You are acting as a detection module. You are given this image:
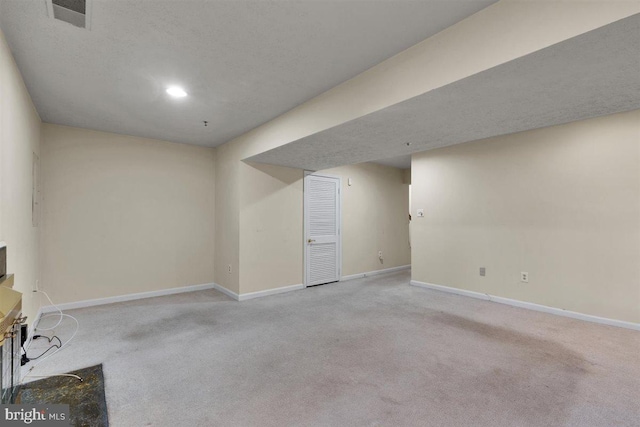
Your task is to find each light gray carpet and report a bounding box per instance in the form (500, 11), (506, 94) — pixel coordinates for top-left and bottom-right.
(25, 271), (640, 426)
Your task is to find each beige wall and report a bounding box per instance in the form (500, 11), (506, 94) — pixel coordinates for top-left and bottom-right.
(321, 163), (410, 276)
(233, 161), (411, 295)
(214, 141), (304, 297)
(212, 137), (304, 296)
(212, 1), (639, 297)
(40, 124), (216, 304)
(239, 163), (303, 294)
(402, 169), (411, 185)
(214, 141), (241, 294)
(4, 0), (638, 310)
(411, 110), (640, 323)
(0, 29), (42, 322)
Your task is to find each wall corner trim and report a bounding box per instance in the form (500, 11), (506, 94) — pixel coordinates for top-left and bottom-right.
(237, 283), (305, 301)
(409, 280), (640, 331)
(214, 283), (304, 301)
(341, 265), (410, 282)
(212, 284), (240, 301)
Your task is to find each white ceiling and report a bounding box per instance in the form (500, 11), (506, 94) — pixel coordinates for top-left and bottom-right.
(0, 0), (496, 147)
(249, 14), (640, 171)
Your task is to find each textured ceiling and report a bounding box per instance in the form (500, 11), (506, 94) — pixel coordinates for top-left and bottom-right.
(0, 0), (496, 147)
(249, 14), (640, 171)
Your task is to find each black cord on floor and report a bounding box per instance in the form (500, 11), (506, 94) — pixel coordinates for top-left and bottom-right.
(33, 334), (63, 347)
(21, 334), (64, 365)
(27, 344), (60, 360)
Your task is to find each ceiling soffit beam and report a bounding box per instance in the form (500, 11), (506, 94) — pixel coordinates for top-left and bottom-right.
(246, 14), (640, 171)
(237, 2), (640, 162)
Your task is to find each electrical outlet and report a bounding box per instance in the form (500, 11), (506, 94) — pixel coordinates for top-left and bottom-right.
(417, 209), (424, 218)
(378, 251), (383, 258)
(479, 267), (485, 277)
(520, 272), (529, 283)
(227, 265), (232, 274)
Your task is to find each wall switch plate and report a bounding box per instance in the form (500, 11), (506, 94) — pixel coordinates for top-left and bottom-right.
(479, 267), (485, 277)
(378, 251), (382, 258)
(417, 209), (424, 217)
(521, 272), (529, 283)
(228, 265), (232, 274)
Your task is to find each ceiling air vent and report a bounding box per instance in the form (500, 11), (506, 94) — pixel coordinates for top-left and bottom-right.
(47, 0), (91, 29)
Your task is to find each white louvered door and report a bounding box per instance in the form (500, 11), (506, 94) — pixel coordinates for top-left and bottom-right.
(304, 173), (341, 286)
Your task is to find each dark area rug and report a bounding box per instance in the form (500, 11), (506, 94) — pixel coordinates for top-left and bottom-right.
(17, 364), (109, 427)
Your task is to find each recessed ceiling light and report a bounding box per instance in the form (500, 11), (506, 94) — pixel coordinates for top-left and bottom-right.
(166, 86), (187, 98)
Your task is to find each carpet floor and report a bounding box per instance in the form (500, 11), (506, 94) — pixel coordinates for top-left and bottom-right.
(24, 271), (640, 426)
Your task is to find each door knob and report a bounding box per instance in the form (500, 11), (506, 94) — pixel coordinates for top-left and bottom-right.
(308, 239), (316, 243)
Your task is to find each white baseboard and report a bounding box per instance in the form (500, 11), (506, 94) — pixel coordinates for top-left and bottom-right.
(341, 265), (410, 282)
(410, 280), (640, 331)
(32, 279), (303, 327)
(213, 283), (304, 301)
(238, 283), (305, 301)
(39, 282), (218, 314)
(212, 284), (240, 300)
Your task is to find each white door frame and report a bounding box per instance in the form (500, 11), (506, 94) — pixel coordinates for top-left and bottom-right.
(303, 171), (342, 287)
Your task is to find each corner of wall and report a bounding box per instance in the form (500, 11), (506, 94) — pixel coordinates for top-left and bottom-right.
(214, 141), (241, 294)
(238, 161), (304, 295)
(0, 26), (43, 325)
